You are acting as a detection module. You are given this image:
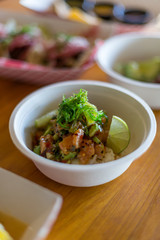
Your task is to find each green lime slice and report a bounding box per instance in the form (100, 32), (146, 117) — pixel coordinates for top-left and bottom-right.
(107, 115), (130, 154)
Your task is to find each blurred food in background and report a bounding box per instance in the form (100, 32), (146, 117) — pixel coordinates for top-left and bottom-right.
(0, 9), (105, 84)
(20, 0), (156, 25)
(0, 19), (97, 68)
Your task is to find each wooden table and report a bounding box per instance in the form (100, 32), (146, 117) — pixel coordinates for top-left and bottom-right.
(1, 1), (160, 240)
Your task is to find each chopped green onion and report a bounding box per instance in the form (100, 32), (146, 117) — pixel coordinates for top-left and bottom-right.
(89, 123), (99, 137)
(92, 136), (101, 144)
(62, 152), (77, 160)
(35, 109), (58, 128)
(33, 145), (41, 155)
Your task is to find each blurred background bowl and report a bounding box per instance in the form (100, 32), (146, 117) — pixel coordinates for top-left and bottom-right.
(9, 80), (156, 187)
(96, 33), (160, 109)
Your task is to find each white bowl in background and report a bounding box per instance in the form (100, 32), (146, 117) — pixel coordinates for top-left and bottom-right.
(0, 167), (62, 240)
(96, 33), (160, 109)
(9, 80), (156, 187)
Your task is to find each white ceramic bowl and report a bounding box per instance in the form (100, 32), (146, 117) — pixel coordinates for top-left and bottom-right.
(96, 33), (160, 109)
(9, 80), (156, 187)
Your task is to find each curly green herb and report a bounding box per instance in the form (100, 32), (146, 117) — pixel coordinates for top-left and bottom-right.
(57, 89), (107, 129)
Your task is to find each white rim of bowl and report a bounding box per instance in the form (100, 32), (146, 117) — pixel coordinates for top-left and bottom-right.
(96, 32), (160, 88)
(9, 80), (157, 171)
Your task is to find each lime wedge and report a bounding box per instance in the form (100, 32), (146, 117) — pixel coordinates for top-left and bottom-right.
(107, 115), (130, 154)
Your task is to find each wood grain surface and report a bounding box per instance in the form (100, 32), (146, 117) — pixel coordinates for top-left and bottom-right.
(0, 1), (160, 240)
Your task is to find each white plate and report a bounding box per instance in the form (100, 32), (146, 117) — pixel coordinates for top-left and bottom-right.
(0, 168), (63, 240)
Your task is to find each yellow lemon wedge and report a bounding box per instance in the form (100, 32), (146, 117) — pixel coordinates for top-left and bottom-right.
(0, 224), (13, 240)
(68, 8), (100, 24)
(53, 0), (99, 25)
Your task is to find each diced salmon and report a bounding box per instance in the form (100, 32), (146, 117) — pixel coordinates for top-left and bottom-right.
(78, 139), (95, 164)
(95, 143), (106, 159)
(73, 129), (84, 149)
(59, 129), (84, 154)
(40, 134), (53, 154)
(96, 129), (108, 144)
(59, 135), (74, 154)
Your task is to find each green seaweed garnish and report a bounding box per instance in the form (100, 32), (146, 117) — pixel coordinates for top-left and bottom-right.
(57, 89), (108, 129)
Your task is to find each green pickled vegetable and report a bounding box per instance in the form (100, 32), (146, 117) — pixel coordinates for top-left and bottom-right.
(62, 152), (77, 160)
(35, 109), (58, 128)
(92, 136), (101, 144)
(114, 56), (160, 83)
(89, 123), (99, 137)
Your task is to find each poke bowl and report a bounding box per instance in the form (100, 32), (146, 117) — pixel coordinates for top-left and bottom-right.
(9, 80), (156, 187)
(96, 33), (160, 109)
